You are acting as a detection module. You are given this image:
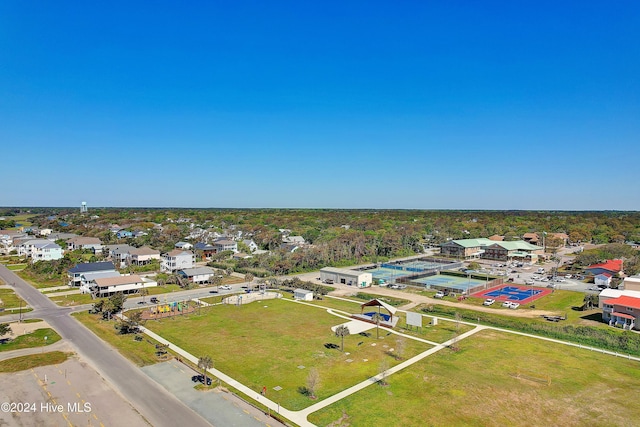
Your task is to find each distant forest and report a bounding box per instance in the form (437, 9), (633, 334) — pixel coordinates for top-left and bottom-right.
(4, 208), (640, 276)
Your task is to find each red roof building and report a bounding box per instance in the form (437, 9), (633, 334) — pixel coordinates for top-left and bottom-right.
(586, 259), (623, 275)
(602, 295), (640, 330)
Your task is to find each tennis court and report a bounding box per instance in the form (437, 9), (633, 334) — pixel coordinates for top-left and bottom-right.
(367, 267), (413, 284)
(473, 284), (551, 304)
(411, 274), (487, 294)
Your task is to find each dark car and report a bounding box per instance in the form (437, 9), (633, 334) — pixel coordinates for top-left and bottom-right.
(191, 375), (212, 385)
(150, 297), (159, 303)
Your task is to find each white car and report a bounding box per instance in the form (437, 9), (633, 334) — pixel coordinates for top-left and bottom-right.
(219, 285), (232, 291)
(502, 301), (512, 308)
(483, 298), (496, 306)
(434, 291), (445, 299)
(509, 302), (520, 309)
(565, 274), (572, 279)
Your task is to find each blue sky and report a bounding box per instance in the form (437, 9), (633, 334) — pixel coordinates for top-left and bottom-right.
(1, 1), (639, 209)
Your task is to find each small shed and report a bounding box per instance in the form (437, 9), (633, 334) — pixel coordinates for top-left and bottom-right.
(294, 288), (314, 301)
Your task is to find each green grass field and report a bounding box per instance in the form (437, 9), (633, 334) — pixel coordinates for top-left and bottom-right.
(0, 288), (27, 309)
(309, 329), (640, 427)
(145, 298), (432, 410)
(50, 293), (95, 306)
(0, 328), (62, 352)
(72, 311), (168, 366)
(6, 264), (27, 271)
(0, 351), (71, 372)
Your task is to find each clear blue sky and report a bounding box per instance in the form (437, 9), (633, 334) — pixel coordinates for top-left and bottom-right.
(1, 1), (639, 209)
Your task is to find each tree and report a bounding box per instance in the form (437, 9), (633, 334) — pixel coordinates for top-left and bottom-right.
(109, 292), (127, 313)
(371, 312), (383, 339)
(468, 261), (480, 271)
(0, 323), (11, 338)
(395, 337), (407, 360)
(379, 359), (390, 386)
(334, 325), (350, 352)
(198, 355), (213, 386)
(244, 272), (254, 283)
(306, 368), (320, 399)
(116, 311), (144, 334)
(139, 288), (149, 304)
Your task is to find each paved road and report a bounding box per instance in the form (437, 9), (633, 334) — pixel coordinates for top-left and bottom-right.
(0, 265), (212, 427)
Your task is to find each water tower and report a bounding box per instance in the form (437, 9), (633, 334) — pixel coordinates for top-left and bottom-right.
(80, 201), (88, 213)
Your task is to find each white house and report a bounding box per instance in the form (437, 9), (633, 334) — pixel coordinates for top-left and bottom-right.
(242, 239), (259, 253)
(90, 274), (157, 298)
(320, 267), (373, 288)
(161, 249), (195, 272)
(595, 273), (613, 288)
(213, 239), (238, 253)
(17, 239), (63, 262)
(79, 271), (121, 294)
(178, 267), (217, 284)
(294, 288), (314, 301)
(39, 228), (53, 236)
(174, 241), (193, 250)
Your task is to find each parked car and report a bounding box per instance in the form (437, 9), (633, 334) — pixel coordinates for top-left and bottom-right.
(150, 297), (159, 304)
(191, 375), (212, 386)
(483, 298), (496, 306)
(434, 291), (445, 299)
(502, 301), (512, 308)
(525, 280), (535, 285)
(565, 274), (573, 279)
(509, 302), (520, 309)
(219, 285), (232, 291)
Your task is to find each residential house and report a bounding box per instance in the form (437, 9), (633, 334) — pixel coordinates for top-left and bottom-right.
(595, 273), (613, 288)
(116, 230), (133, 239)
(161, 250), (195, 272)
(104, 244), (135, 265)
(78, 270), (121, 294)
(17, 239), (63, 262)
(39, 228), (53, 236)
(178, 267), (216, 284)
(174, 241), (193, 250)
(194, 242), (216, 259)
(68, 261), (117, 287)
(128, 247), (161, 266)
(233, 252), (252, 260)
(602, 295), (640, 330)
(280, 243), (300, 253)
(46, 232), (77, 242)
(283, 235), (306, 246)
(522, 233), (540, 245)
(213, 239), (237, 254)
(242, 239), (259, 253)
(598, 289), (640, 308)
(585, 260), (623, 277)
(488, 235), (505, 241)
(89, 274), (157, 298)
(66, 236), (103, 254)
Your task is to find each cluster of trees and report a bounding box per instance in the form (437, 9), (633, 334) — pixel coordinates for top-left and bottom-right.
(263, 277), (335, 296)
(575, 243), (640, 276)
(15, 208), (640, 277)
(90, 292), (127, 320)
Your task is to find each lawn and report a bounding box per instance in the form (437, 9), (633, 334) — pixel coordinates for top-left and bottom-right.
(16, 271), (62, 289)
(72, 311), (168, 366)
(6, 264), (27, 271)
(145, 298), (432, 410)
(0, 351), (71, 372)
(0, 328), (62, 352)
(50, 293), (95, 306)
(0, 288), (27, 309)
(309, 329), (640, 427)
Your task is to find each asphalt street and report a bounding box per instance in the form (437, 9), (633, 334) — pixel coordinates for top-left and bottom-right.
(0, 265), (212, 427)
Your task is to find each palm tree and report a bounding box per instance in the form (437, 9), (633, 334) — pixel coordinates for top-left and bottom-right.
(371, 312), (382, 339)
(198, 355), (213, 386)
(335, 325), (350, 352)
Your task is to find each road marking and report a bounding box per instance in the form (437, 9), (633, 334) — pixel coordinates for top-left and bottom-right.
(243, 409), (249, 414)
(66, 380), (71, 386)
(76, 392), (81, 398)
(62, 413), (73, 427)
(93, 414), (98, 420)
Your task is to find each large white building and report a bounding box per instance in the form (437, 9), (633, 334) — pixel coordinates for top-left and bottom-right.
(89, 274), (157, 298)
(320, 267), (372, 288)
(161, 249), (195, 272)
(17, 239), (63, 262)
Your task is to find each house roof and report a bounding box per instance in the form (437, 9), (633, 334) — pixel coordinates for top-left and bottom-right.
(441, 238), (494, 248)
(194, 242), (215, 250)
(586, 259), (623, 273)
(129, 247), (160, 256)
(67, 237), (101, 245)
(611, 312), (635, 320)
(93, 274), (143, 287)
(214, 239), (236, 246)
(599, 289), (640, 300)
(69, 261), (116, 274)
(166, 249), (193, 257)
(492, 241), (543, 251)
(596, 272), (612, 278)
(488, 235), (505, 241)
(179, 267), (215, 276)
(523, 232), (539, 239)
(81, 271), (121, 281)
(294, 288), (313, 295)
(603, 295), (640, 310)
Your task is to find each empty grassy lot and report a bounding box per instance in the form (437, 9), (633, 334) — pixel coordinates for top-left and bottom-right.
(0, 288), (26, 309)
(0, 352), (71, 372)
(145, 298), (432, 410)
(72, 311), (167, 366)
(309, 329), (640, 427)
(0, 328), (62, 352)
